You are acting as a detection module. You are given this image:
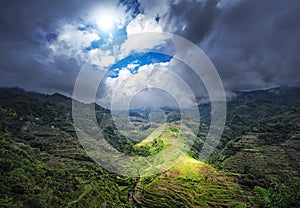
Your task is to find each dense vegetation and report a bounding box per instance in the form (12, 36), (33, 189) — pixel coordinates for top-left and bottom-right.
(207, 87), (300, 207)
(0, 87), (299, 207)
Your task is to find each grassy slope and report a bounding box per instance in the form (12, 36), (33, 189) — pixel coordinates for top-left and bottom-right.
(133, 155), (250, 208)
(132, 124), (251, 208)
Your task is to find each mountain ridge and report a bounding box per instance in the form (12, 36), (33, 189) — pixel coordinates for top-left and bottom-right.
(0, 86), (299, 207)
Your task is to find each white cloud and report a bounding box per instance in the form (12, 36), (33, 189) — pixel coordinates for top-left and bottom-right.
(58, 24), (100, 48)
(127, 63), (140, 69)
(119, 14), (170, 59)
(48, 23), (100, 64)
(98, 61), (196, 109)
(89, 49), (116, 68)
(126, 14), (163, 35)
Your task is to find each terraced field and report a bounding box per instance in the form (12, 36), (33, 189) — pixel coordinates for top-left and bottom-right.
(133, 155), (250, 207)
(1, 87), (300, 207)
(130, 124), (251, 207)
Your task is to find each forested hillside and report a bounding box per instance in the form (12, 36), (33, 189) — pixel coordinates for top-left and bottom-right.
(0, 87), (299, 207)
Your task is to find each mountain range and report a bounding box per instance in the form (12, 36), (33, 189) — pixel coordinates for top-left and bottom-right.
(0, 86), (299, 207)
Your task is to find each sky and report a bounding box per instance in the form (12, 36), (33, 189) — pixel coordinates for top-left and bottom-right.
(0, 0), (299, 107)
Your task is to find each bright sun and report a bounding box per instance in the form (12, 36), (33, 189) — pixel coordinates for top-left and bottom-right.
(98, 14), (114, 32)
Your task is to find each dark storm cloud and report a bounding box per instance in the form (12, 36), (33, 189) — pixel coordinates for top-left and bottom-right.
(0, 0), (110, 47)
(0, 0), (116, 94)
(167, 0), (220, 44)
(0, 0), (299, 96)
(163, 0), (300, 91)
(203, 0), (300, 90)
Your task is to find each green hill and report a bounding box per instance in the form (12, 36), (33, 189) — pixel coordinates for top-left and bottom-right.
(0, 87), (299, 207)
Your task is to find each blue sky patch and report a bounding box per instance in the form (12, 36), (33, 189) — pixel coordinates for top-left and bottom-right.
(85, 39), (106, 51)
(108, 52), (172, 78)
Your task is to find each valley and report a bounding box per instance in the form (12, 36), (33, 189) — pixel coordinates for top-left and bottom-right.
(0, 87), (299, 207)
